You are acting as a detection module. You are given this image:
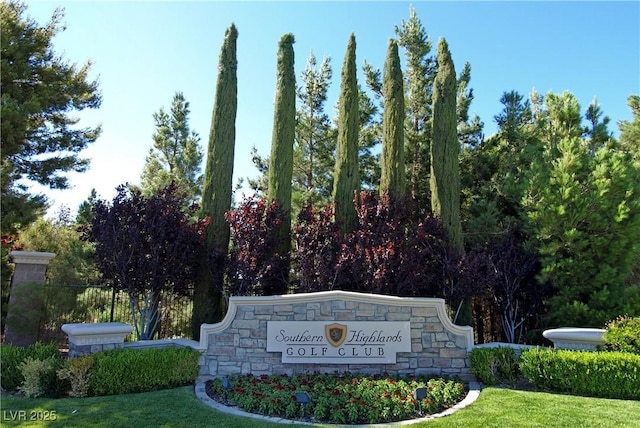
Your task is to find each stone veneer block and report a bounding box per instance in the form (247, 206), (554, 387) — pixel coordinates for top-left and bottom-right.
(198, 291), (474, 381)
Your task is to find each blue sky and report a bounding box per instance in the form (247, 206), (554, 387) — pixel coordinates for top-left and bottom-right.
(23, 1), (640, 217)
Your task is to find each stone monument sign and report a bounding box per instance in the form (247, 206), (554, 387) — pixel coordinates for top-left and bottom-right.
(198, 290), (474, 381)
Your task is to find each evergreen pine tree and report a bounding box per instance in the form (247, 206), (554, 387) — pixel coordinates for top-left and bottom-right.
(140, 92), (203, 205)
(618, 94), (640, 293)
(583, 98), (612, 153)
(333, 33), (360, 233)
(266, 33), (296, 294)
(395, 5), (434, 212)
(619, 95), (640, 161)
(1, 2), (101, 235)
(456, 62), (484, 149)
(293, 52), (334, 211)
(193, 23), (238, 338)
(430, 38), (463, 252)
(380, 39), (405, 199)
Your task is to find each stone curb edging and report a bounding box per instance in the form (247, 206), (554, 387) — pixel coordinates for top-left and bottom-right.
(194, 376), (482, 427)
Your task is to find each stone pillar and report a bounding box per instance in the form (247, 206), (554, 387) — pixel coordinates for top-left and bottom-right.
(4, 251), (55, 346)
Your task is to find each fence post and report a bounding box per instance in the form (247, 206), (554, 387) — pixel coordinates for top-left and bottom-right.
(110, 287), (116, 322)
(4, 251), (55, 346)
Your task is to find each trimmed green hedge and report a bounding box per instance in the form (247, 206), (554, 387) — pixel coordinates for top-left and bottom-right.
(88, 346), (201, 396)
(0, 342), (60, 391)
(470, 347), (520, 386)
(519, 348), (640, 400)
(1, 343), (200, 397)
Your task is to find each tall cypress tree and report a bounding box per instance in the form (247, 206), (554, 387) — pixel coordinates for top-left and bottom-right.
(266, 33), (296, 294)
(193, 23), (238, 339)
(333, 33), (360, 233)
(380, 39), (406, 199)
(430, 38), (462, 252)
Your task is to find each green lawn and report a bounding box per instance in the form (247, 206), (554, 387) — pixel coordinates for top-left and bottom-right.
(2, 386), (639, 427)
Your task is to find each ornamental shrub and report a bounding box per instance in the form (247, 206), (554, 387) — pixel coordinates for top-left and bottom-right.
(603, 315), (640, 354)
(88, 346), (200, 396)
(519, 348), (640, 400)
(57, 355), (94, 397)
(470, 347), (520, 386)
(0, 342), (59, 391)
(18, 356), (67, 398)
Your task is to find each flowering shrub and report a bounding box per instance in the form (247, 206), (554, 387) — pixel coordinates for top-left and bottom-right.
(206, 372), (466, 424)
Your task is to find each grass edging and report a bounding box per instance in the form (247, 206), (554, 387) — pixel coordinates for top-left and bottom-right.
(194, 376), (483, 426)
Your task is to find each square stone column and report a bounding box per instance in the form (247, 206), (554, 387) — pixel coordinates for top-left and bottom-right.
(4, 251), (55, 347)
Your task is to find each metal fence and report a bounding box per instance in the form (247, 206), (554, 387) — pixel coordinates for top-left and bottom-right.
(39, 283), (194, 346)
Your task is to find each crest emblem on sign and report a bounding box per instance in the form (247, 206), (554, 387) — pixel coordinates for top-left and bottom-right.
(325, 323), (347, 347)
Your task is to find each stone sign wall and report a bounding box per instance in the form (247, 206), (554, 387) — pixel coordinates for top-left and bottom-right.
(198, 291), (474, 381)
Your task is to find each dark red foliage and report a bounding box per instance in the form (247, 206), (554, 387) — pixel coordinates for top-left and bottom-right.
(84, 183), (206, 298)
(226, 191), (512, 310)
(347, 192), (459, 297)
(224, 196), (289, 296)
(293, 191), (461, 298)
(294, 203), (344, 292)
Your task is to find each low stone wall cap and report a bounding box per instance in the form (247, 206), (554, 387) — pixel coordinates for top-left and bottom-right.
(62, 322), (134, 336)
(543, 327), (605, 343)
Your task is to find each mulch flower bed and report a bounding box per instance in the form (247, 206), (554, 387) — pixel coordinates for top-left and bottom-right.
(206, 372), (467, 424)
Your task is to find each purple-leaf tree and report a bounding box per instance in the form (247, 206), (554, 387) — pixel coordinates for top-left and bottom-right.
(225, 196), (289, 296)
(84, 183), (206, 340)
(294, 203), (344, 292)
(294, 191), (463, 301)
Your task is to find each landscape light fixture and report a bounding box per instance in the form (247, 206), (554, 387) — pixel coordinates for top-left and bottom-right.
(413, 387), (427, 400)
(221, 377), (232, 391)
(295, 391), (311, 404)
(295, 391), (311, 419)
(414, 387), (428, 415)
